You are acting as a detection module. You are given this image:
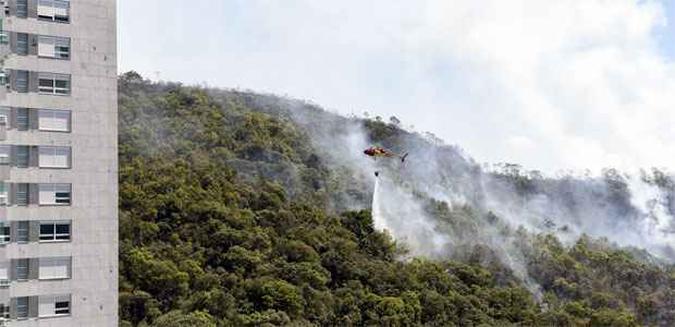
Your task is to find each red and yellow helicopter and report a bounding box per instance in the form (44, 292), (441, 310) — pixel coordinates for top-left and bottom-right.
(363, 146), (408, 176)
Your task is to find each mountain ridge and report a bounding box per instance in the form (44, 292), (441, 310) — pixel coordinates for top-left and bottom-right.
(118, 72), (674, 327)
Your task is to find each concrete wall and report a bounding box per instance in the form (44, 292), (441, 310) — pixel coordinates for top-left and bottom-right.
(0, 1), (118, 326)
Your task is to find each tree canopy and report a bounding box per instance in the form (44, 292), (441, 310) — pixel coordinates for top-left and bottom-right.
(118, 72), (674, 326)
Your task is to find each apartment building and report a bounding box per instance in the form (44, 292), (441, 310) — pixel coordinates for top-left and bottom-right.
(0, 0), (117, 326)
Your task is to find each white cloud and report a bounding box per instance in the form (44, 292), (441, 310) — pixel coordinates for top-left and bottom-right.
(120, 0), (675, 173)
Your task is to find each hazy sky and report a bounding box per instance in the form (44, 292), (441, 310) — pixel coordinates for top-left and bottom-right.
(119, 0), (675, 173)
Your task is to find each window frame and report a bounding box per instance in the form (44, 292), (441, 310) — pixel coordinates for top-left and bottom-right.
(38, 109), (71, 132)
(38, 146), (71, 169)
(39, 295), (70, 318)
(39, 183), (71, 206)
(38, 257), (71, 280)
(38, 35), (71, 60)
(38, 73), (70, 95)
(37, 0), (70, 23)
(39, 221), (70, 242)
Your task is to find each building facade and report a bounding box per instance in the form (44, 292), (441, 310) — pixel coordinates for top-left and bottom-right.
(0, 0), (117, 325)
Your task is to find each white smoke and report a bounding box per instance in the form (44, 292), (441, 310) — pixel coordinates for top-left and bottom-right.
(478, 168), (675, 262)
(266, 91), (674, 296)
(626, 174), (675, 259)
(372, 175), (451, 258)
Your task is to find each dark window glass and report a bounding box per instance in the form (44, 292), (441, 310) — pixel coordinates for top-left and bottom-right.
(55, 301), (69, 314)
(40, 223), (70, 241)
(40, 224), (54, 235)
(56, 224), (70, 240)
(55, 224), (69, 234)
(55, 192), (70, 204)
(56, 46), (69, 59)
(0, 303), (8, 318)
(54, 80), (68, 88)
(39, 79), (54, 88)
(0, 226), (9, 243)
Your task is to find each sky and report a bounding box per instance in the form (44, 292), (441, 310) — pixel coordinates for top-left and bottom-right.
(118, 0), (675, 174)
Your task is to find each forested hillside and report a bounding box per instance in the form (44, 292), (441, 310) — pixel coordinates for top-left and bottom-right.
(118, 72), (674, 327)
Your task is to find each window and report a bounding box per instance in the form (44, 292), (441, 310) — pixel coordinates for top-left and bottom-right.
(15, 259), (28, 280)
(0, 224), (9, 244)
(15, 70), (28, 93)
(0, 263), (7, 280)
(39, 257), (70, 280)
(16, 297), (28, 319)
(40, 222), (70, 242)
(0, 264), (8, 288)
(0, 20), (7, 44)
(15, 145), (29, 168)
(16, 0), (28, 18)
(0, 70), (7, 86)
(0, 146), (9, 165)
(38, 73), (70, 95)
(16, 33), (28, 55)
(15, 183), (29, 206)
(39, 183), (71, 205)
(38, 36), (70, 59)
(0, 107), (9, 126)
(16, 108), (29, 131)
(55, 299), (70, 315)
(39, 295), (70, 317)
(0, 303), (8, 318)
(0, 18), (7, 44)
(38, 0), (70, 23)
(0, 183), (7, 206)
(38, 109), (70, 132)
(16, 221), (28, 243)
(39, 146), (70, 168)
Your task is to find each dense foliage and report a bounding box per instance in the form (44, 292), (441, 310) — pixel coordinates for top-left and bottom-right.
(118, 72), (674, 326)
